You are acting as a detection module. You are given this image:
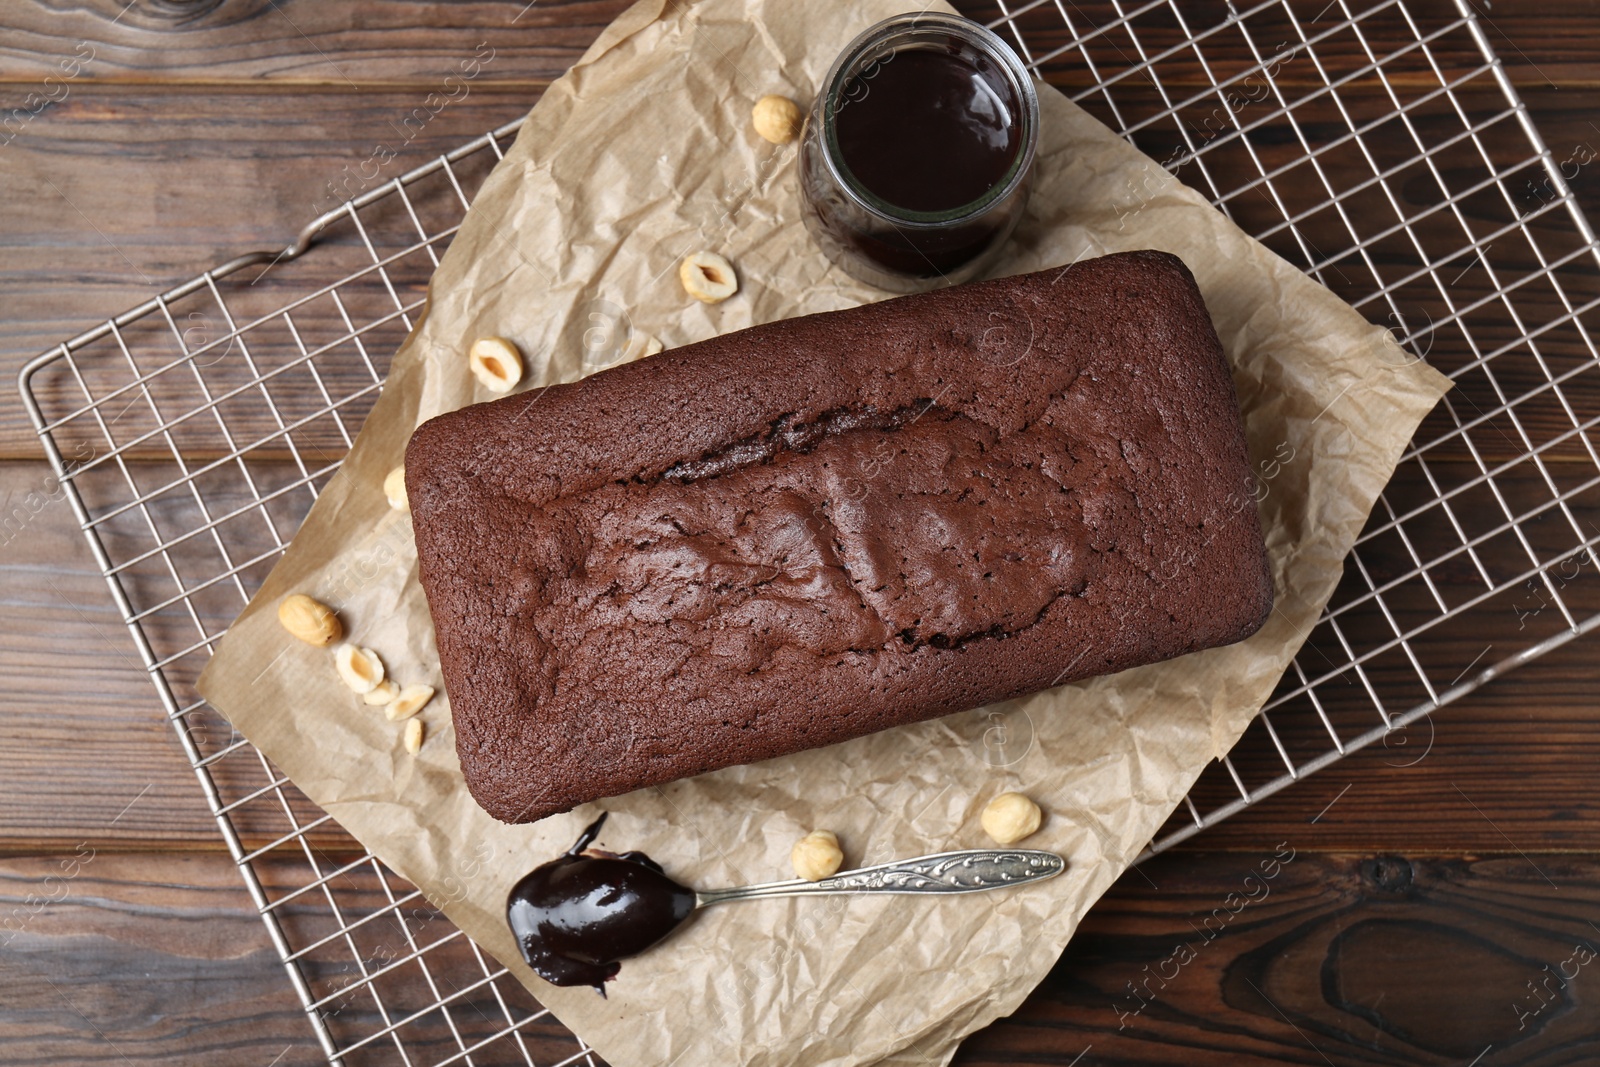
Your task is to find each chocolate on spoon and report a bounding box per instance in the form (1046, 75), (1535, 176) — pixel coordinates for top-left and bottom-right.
(506, 813), (1065, 993)
(505, 813), (696, 992)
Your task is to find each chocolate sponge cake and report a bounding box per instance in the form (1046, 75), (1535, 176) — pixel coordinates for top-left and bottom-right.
(406, 250), (1273, 824)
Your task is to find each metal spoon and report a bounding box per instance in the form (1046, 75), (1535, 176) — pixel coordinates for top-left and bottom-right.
(693, 848), (1065, 908)
(508, 826), (1067, 990)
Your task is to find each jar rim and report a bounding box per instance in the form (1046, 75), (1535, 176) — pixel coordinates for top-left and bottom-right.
(816, 13), (1041, 228)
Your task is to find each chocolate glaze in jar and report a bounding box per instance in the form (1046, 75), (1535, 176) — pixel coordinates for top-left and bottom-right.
(799, 14), (1039, 292)
(835, 49), (1021, 214)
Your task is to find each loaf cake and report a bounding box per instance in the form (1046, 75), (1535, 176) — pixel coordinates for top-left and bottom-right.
(406, 250), (1273, 824)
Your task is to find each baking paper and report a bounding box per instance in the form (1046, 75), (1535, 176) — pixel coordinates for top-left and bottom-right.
(197, 0), (1451, 1063)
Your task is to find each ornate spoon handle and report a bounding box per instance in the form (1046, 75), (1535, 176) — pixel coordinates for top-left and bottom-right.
(694, 849), (1064, 908)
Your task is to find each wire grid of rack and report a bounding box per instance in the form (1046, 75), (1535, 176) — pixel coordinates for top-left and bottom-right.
(15, 0), (1600, 1062)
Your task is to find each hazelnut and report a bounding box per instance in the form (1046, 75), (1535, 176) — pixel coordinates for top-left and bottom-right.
(277, 593), (342, 646)
(363, 679), (400, 707)
(383, 464), (409, 511)
(333, 644), (385, 695)
(981, 792), (1042, 845)
(679, 251), (739, 304)
(385, 683), (436, 723)
(469, 336), (524, 393)
(752, 94), (803, 145)
(403, 718), (425, 755)
(791, 829), (843, 881)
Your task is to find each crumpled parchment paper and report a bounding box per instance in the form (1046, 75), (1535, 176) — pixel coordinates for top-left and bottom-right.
(196, 0), (1452, 1063)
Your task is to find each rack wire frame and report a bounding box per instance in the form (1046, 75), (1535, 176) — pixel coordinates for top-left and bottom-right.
(15, 0), (1600, 1062)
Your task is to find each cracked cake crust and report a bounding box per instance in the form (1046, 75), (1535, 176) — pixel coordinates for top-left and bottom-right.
(406, 250), (1273, 824)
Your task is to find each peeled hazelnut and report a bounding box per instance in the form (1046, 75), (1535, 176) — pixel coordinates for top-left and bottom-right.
(679, 251), (739, 304)
(278, 594), (341, 647)
(403, 718), (425, 755)
(791, 829), (844, 882)
(333, 644), (385, 695)
(752, 94), (803, 145)
(469, 336), (524, 393)
(363, 679), (400, 707)
(385, 683), (436, 722)
(383, 465), (409, 511)
(981, 792), (1043, 845)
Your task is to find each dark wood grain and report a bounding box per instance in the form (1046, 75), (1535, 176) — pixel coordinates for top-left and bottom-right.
(0, 0), (628, 86)
(0, 0), (1592, 88)
(0, 852), (326, 1067)
(0, 851), (596, 1067)
(964, 0), (1600, 92)
(9, 848), (1600, 1066)
(0, 460), (369, 852)
(0, 84), (533, 459)
(956, 850), (1600, 1066)
(2, 1), (1599, 1065)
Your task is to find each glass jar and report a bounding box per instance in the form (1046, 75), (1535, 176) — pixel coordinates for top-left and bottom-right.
(798, 13), (1040, 293)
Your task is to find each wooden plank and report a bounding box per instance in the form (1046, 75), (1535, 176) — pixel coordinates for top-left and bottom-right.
(0, 460), (356, 851)
(1161, 622), (1600, 853)
(4, 84), (1598, 462)
(1159, 446), (1600, 851)
(0, 850), (591, 1067)
(0, 459), (228, 849)
(968, 0), (1600, 91)
(0, 851), (325, 1066)
(0, 5), (1595, 1066)
(5, 847), (1600, 1066)
(955, 850), (1600, 1065)
(0, 0), (1590, 89)
(2, 85), (533, 459)
(0, 0), (623, 86)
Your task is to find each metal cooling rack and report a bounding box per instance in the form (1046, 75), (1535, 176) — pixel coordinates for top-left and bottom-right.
(16, 0), (1600, 1062)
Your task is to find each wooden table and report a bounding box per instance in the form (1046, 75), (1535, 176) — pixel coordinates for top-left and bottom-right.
(2, 1), (1598, 1063)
